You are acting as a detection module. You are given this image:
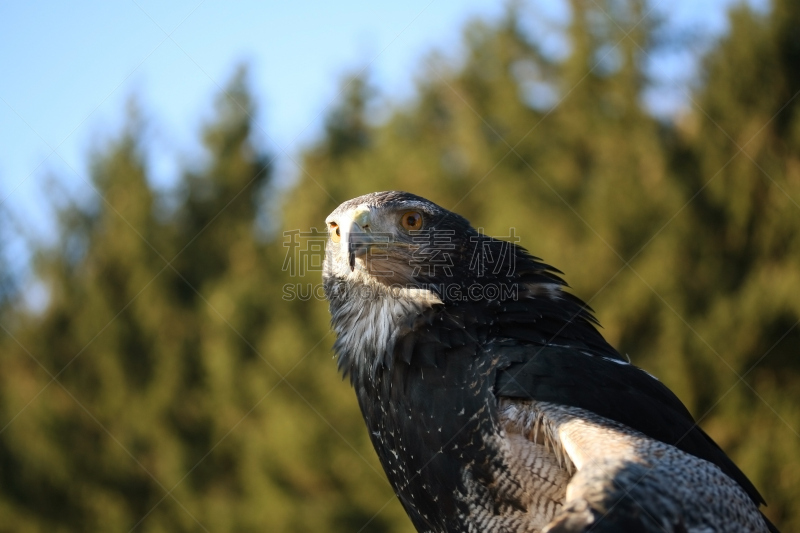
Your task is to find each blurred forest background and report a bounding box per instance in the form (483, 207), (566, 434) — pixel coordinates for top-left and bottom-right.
(1, 0), (799, 531)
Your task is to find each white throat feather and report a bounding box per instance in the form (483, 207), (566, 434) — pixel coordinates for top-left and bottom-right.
(325, 276), (443, 380)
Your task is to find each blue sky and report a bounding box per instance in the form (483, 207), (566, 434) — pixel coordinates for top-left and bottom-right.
(0, 0), (764, 252)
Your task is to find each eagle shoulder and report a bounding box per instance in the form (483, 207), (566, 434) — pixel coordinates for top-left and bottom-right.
(493, 344), (765, 506)
(499, 399), (771, 533)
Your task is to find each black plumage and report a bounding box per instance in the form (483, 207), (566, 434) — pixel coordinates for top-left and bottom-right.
(322, 191), (776, 533)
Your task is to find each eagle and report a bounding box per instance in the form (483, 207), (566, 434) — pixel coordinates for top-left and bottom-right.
(322, 191), (777, 533)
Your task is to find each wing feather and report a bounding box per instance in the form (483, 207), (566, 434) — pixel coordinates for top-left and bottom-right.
(493, 345), (765, 507)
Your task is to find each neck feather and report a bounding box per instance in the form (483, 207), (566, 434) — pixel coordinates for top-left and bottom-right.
(325, 277), (442, 381)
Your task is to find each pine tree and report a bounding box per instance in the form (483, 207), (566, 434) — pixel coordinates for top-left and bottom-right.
(661, 1), (800, 526)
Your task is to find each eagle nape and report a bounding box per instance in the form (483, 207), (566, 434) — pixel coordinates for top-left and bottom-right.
(322, 191), (777, 533)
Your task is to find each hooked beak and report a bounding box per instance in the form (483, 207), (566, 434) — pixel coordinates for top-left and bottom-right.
(346, 207), (373, 272)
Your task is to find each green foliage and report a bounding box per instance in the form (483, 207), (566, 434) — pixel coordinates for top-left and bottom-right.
(0, 1), (798, 531)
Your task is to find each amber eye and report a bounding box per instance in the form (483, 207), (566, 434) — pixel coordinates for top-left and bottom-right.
(400, 211), (423, 231)
(329, 222), (341, 243)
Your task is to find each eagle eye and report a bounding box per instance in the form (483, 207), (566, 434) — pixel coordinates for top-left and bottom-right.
(400, 211), (423, 231)
(329, 222), (341, 243)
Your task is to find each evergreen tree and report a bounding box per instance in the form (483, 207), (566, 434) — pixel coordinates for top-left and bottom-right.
(662, 1), (800, 527)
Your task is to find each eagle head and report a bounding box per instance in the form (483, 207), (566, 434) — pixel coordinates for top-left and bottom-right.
(322, 191), (473, 288)
(321, 191), (585, 379)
